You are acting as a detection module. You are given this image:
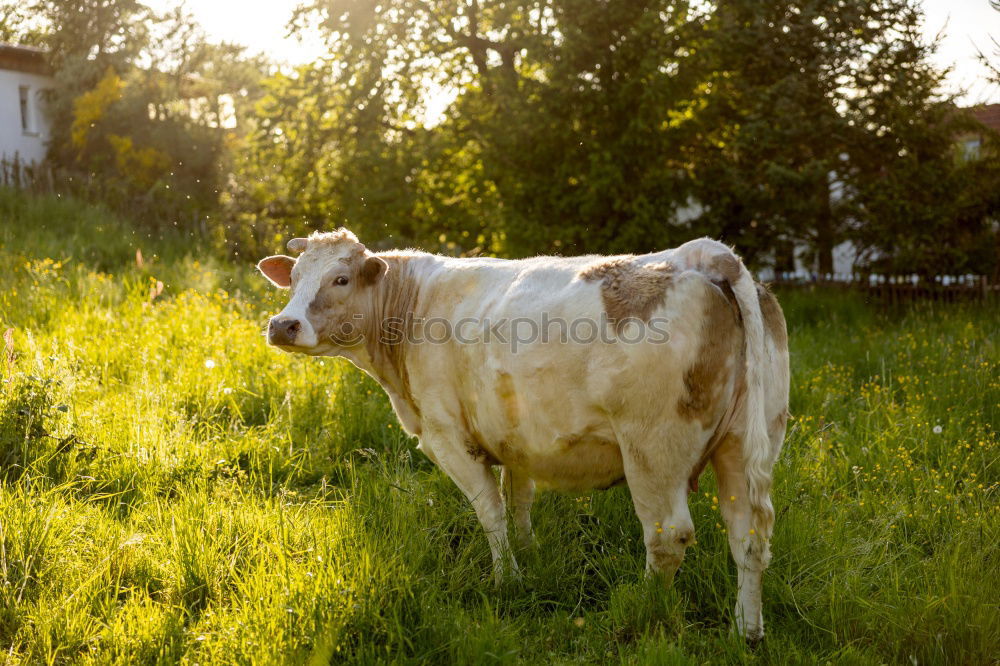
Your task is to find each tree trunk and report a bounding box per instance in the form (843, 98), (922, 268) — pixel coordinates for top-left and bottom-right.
(816, 178), (834, 275)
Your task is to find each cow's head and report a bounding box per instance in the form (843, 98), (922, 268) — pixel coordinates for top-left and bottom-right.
(257, 229), (388, 354)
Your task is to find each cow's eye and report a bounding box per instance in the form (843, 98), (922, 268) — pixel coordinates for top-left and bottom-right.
(334, 275), (349, 286)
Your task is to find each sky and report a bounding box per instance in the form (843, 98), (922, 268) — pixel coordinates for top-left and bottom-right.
(145, 0), (1000, 106)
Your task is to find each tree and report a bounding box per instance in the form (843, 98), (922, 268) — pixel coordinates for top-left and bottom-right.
(0, 3), (47, 44)
(839, 1), (999, 276)
(282, 0), (714, 256)
(223, 57), (505, 254)
(281, 0), (990, 271)
(8, 0), (993, 271)
(15, 0), (269, 238)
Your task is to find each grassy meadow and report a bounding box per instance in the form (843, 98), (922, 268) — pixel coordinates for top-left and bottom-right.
(0, 190), (997, 664)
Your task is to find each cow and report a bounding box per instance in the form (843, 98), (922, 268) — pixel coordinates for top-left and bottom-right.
(257, 230), (789, 640)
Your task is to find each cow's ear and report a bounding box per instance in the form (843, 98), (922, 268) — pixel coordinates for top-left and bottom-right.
(257, 255), (295, 288)
(359, 256), (388, 286)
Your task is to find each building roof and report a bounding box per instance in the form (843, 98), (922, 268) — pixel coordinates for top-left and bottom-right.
(969, 103), (1000, 133)
(0, 42), (51, 76)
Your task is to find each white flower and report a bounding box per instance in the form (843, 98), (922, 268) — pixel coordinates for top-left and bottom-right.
(932, 425), (943, 434)
(204, 359), (216, 369)
(222, 387), (232, 395)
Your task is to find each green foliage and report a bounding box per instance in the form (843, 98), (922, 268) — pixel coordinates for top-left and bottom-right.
(5, 0), (998, 269)
(1, 191), (997, 663)
(273, 0), (712, 257)
(239, 0), (997, 270)
(222, 58), (505, 256)
(0, 3), (47, 44)
(15, 0), (269, 242)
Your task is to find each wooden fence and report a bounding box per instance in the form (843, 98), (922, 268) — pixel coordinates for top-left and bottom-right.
(0, 153), (54, 194)
(769, 272), (997, 303)
(0, 154), (209, 236)
(1, 154), (118, 201)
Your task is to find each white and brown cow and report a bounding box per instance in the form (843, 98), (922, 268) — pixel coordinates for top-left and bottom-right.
(257, 230), (789, 640)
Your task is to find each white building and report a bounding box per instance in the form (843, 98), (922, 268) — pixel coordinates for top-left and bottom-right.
(0, 43), (53, 164)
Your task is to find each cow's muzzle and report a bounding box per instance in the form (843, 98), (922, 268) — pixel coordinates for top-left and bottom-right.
(268, 317), (302, 346)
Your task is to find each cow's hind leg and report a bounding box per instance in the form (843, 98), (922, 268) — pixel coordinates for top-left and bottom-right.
(711, 433), (772, 641)
(500, 466), (535, 549)
(619, 428), (699, 583)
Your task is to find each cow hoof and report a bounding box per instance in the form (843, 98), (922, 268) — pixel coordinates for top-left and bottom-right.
(492, 561), (522, 587)
(733, 621), (764, 645)
(516, 534), (538, 551)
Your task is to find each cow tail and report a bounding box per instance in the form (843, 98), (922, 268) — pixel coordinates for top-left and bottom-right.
(729, 258), (774, 537)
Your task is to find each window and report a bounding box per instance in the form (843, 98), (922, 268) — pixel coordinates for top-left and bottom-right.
(19, 85), (31, 132)
(963, 138), (981, 161)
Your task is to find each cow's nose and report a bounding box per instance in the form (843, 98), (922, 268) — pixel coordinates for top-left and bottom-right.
(269, 317), (302, 346)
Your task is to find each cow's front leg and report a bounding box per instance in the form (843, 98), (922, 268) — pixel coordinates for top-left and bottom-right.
(500, 466), (535, 549)
(421, 427), (518, 583)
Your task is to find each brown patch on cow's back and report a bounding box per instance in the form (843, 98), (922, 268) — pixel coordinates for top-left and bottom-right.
(676, 282), (742, 428)
(757, 283), (787, 350)
(580, 258), (674, 330)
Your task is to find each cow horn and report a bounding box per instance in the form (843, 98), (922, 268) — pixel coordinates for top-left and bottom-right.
(287, 238), (308, 253)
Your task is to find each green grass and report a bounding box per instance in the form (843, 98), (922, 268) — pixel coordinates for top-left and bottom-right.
(1, 189), (997, 664)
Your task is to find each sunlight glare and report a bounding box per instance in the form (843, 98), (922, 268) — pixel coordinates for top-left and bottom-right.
(143, 0), (327, 65)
